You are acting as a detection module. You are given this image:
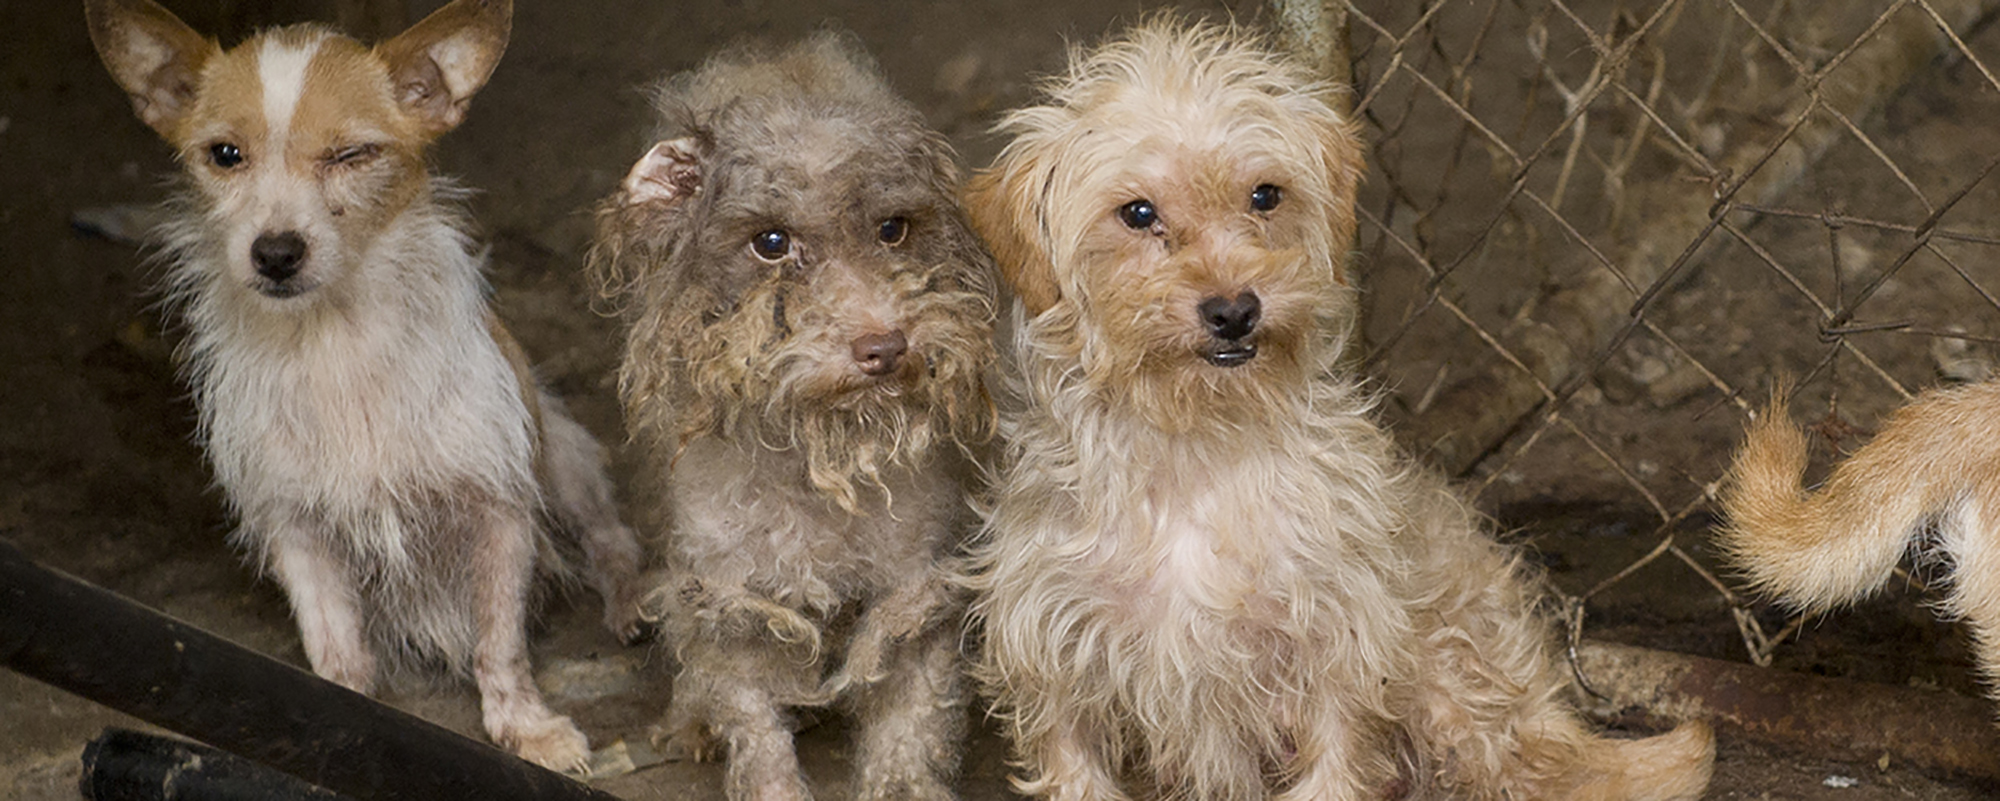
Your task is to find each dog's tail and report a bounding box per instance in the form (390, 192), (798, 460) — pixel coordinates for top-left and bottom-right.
(1561, 720), (1715, 801)
(1718, 380), (2000, 612)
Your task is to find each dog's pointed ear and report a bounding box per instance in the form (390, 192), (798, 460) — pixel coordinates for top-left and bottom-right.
(620, 138), (704, 208)
(376, 0), (512, 136)
(965, 161), (1061, 317)
(85, 0), (218, 139)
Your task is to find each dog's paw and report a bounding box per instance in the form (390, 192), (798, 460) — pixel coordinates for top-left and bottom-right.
(498, 714), (592, 775)
(857, 768), (955, 801)
(818, 638), (893, 699)
(737, 770), (815, 801)
(729, 595), (822, 657)
(652, 720), (722, 763)
(606, 602), (656, 646)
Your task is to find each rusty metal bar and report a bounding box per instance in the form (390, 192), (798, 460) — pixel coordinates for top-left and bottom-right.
(0, 538), (618, 801)
(1577, 640), (2000, 782)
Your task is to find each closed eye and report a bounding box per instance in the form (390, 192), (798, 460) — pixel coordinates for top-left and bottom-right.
(324, 143), (382, 168)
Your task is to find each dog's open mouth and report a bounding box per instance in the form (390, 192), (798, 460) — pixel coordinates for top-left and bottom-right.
(1202, 342), (1258, 367)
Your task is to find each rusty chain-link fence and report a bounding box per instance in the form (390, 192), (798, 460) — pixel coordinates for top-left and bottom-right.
(1328, 0), (2000, 673)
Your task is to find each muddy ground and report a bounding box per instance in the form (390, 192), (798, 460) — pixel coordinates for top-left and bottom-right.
(5, 0), (2000, 799)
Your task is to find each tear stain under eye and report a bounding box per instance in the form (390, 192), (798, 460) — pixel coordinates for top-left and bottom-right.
(770, 287), (792, 343)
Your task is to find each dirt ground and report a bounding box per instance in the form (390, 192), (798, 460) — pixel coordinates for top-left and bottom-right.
(6, 0), (2000, 799)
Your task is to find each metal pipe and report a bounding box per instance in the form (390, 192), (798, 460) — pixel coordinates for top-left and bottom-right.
(0, 538), (619, 801)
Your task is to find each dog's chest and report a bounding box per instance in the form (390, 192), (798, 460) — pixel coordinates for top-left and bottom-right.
(673, 440), (958, 609)
(201, 313), (531, 506)
(1113, 473), (1302, 621)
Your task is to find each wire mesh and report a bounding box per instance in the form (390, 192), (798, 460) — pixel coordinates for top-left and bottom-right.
(1343, 0), (2000, 669)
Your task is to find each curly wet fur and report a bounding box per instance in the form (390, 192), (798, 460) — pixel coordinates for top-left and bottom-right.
(963, 18), (1714, 801)
(590, 34), (996, 801)
(86, 0), (646, 772)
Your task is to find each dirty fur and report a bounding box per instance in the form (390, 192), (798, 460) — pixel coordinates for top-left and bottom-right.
(962, 18), (1715, 801)
(590, 34), (996, 801)
(84, 0), (646, 772)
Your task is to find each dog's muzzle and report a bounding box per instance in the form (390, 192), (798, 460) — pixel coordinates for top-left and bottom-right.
(1198, 292), (1260, 367)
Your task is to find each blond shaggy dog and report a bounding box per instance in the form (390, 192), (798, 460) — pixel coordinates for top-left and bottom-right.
(590, 35), (997, 801)
(1722, 378), (2000, 703)
(963, 19), (1715, 801)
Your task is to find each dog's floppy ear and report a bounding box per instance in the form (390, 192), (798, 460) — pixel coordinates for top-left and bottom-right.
(620, 138), (704, 208)
(965, 159), (1061, 317)
(376, 0), (512, 136)
(1312, 110), (1367, 286)
(84, 0), (217, 139)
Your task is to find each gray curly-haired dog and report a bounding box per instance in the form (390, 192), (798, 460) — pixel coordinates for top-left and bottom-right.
(590, 35), (997, 801)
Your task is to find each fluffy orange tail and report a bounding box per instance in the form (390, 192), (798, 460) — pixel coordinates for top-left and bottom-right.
(1718, 381), (2000, 611)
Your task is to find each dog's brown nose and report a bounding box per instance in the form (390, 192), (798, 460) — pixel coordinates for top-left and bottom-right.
(1198, 292), (1261, 341)
(252, 231), (307, 282)
(851, 329), (909, 377)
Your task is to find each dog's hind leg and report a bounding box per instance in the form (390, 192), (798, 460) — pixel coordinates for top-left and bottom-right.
(1940, 485), (2000, 700)
(471, 505), (591, 773)
(1406, 553), (1713, 800)
(538, 392), (649, 643)
(848, 625), (966, 801)
(266, 520), (377, 693)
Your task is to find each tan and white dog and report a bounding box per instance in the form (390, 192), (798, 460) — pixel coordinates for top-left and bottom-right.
(1722, 378), (2000, 704)
(964, 19), (1715, 801)
(85, 0), (645, 771)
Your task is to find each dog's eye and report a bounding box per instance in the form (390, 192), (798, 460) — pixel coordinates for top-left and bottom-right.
(751, 230), (793, 262)
(1250, 184), (1283, 212)
(878, 217), (909, 246)
(1118, 199), (1158, 230)
(326, 144), (381, 168)
(209, 142), (244, 169)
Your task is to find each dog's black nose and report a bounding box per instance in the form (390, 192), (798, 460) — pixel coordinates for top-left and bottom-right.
(1198, 292), (1261, 341)
(851, 329), (909, 377)
(252, 231), (307, 283)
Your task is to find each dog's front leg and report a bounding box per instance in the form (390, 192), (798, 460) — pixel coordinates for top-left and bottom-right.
(848, 624), (966, 801)
(1273, 700), (1378, 801)
(267, 521), (376, 693)
(470, 506), (590, 773)
(670, 640), (816, 801)
(821, 566), (957, 697)
(1008, 711), (1130, 801)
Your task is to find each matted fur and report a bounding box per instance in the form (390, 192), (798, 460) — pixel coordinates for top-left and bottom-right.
(85, 0), (646, 772)
(964, 18), (1714, 801)
(590, 34), (996, 801)
(1720, 378), (2000, 698)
